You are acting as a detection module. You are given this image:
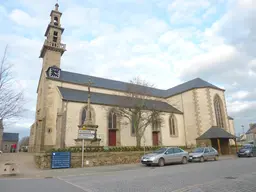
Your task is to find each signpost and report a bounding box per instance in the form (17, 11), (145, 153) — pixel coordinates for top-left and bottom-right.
(78, 129), (96, 168)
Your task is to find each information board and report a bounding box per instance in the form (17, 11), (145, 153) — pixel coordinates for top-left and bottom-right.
(51, 152), (71, 169)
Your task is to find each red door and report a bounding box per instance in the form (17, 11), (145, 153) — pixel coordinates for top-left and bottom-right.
(152, 132), (159, 146)
(108, 130), (116, 146)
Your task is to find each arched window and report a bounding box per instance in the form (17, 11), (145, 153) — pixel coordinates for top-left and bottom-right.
(81, 106), (93, 124)
(214, 95), (225, 128)
(54, 16), (58, 26)
(152, 117), (161, 131)
(169, 114), (177, 136)
(108, 111), (117, 129)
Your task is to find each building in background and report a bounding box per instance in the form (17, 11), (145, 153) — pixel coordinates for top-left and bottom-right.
(0, 119), (19, 153)
(246, 123), (256, 144)
(1, 132), (19, 153)
(29, 3), (236, 154)
(237, 133), (247, 145)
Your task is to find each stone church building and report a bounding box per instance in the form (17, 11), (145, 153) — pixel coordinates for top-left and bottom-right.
(29, 4), (235, 152)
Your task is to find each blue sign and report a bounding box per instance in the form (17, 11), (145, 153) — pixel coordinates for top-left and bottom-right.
(51, 152), (71, 169)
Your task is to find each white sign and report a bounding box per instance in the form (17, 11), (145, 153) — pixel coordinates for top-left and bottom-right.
(78, 129), (96, 139)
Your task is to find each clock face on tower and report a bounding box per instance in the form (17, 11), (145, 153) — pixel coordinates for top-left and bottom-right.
(49, 67), (61, 78)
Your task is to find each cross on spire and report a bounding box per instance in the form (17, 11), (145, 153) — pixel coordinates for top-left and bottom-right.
(86, 78), (94, 98)
(55, 0), (59, 11)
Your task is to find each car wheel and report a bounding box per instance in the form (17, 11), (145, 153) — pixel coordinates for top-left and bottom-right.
(200, 156), (204, 162)
(182, 157), (188, 164)
(250, 153), (253, 157)
(214, 155), (218, 161)
(158, 158), (165, 167)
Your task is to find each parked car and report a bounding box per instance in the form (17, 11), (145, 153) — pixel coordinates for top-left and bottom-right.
(188, 147), (219, 162)
(141, 147), (189, 167)
(237, 144), (256, 157)
(0, 150), (2, 155)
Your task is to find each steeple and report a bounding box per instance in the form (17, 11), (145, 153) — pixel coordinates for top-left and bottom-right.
(39, 3), (66, 63)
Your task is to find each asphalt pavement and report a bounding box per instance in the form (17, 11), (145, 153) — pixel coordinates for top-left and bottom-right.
(1, 157), (256, 192)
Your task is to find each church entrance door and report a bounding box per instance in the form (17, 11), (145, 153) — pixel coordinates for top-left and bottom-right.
(152, 132), (159, 146)
(108, 129), (116, 146)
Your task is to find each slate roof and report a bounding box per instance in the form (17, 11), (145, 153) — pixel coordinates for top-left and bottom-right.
(47, 69), (224, 98)
(196, 126), (236, 140)
(3, 133), (19, 142)
(57, 87), (182, 114)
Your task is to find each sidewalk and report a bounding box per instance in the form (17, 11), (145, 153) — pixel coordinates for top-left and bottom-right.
(0, 155), (237, 179)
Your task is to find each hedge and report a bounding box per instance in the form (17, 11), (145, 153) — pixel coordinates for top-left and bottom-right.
(46, 145), (241, 153)
(47, 145), (187, 153)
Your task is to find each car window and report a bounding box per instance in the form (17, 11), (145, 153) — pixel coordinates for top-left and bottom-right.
(192, 147), (204, 153)
(173, 148), (183, 153)
(204, 148), (210, 153)
(165, 148), (174, 154)
(153, 148), (167, 154)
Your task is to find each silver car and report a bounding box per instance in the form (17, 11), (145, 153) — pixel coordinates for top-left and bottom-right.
(141, 147), (189, 167)
(188, 147), (219, 162)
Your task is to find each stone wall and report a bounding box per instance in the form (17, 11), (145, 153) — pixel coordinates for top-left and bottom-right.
(35, 151), (145, 169)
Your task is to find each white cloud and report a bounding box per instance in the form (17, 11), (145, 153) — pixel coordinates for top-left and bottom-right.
(9, 9), (44, 28)
(232, 91), (250, 100)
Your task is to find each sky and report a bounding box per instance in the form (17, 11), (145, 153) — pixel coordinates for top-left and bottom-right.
(0, 0), (255, 139)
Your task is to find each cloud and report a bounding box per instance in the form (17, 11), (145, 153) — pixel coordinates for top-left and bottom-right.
(9, 9), (42, 28)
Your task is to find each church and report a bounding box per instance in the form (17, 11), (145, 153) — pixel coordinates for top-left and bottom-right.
(28, 4), (236, 153)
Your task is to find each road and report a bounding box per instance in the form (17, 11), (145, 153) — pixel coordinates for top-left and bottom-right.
(1, 157), (256, 192)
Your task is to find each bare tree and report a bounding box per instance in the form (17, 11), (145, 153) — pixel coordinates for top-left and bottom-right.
(19, 136), (29, 147)
(113, 77), (164, 147)
(0, 45), (25, 121)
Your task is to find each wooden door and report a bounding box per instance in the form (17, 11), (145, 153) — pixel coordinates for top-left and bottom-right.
(152, 132), (159, 146)
(108, 130), (116, 146)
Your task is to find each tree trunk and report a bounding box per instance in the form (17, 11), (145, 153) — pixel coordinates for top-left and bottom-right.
(136, 135), (142, 147)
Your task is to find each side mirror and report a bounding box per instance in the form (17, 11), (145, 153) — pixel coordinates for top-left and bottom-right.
(164, 152), (168, 155)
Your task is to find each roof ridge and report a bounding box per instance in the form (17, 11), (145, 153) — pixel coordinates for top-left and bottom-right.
(54, 70), (224, 97)
(61, 70), (166, 91)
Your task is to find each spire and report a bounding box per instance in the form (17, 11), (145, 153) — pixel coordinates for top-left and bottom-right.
(55, 2), (59, 11)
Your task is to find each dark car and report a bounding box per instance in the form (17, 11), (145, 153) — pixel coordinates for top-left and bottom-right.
(237, 144), (256, 157)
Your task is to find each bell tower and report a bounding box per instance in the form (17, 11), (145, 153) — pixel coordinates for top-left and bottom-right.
(39, 3), (66, 70)
(34, 3), (66, 152)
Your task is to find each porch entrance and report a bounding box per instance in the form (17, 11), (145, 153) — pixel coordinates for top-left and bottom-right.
(196, 126), (237, 155)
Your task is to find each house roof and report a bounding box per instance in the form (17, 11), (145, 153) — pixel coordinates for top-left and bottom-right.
(47, 69), (224, 98)
(246, 124), (256, 134)
(196, 126), (236, 140)
(57, 87), (183, 114)
(3, 132), (19, 142)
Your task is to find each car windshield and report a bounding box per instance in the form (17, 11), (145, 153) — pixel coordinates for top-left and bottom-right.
(153, 148), (167, 154)
(242, 145), (252, 149)
(192, 148), (205, 153)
